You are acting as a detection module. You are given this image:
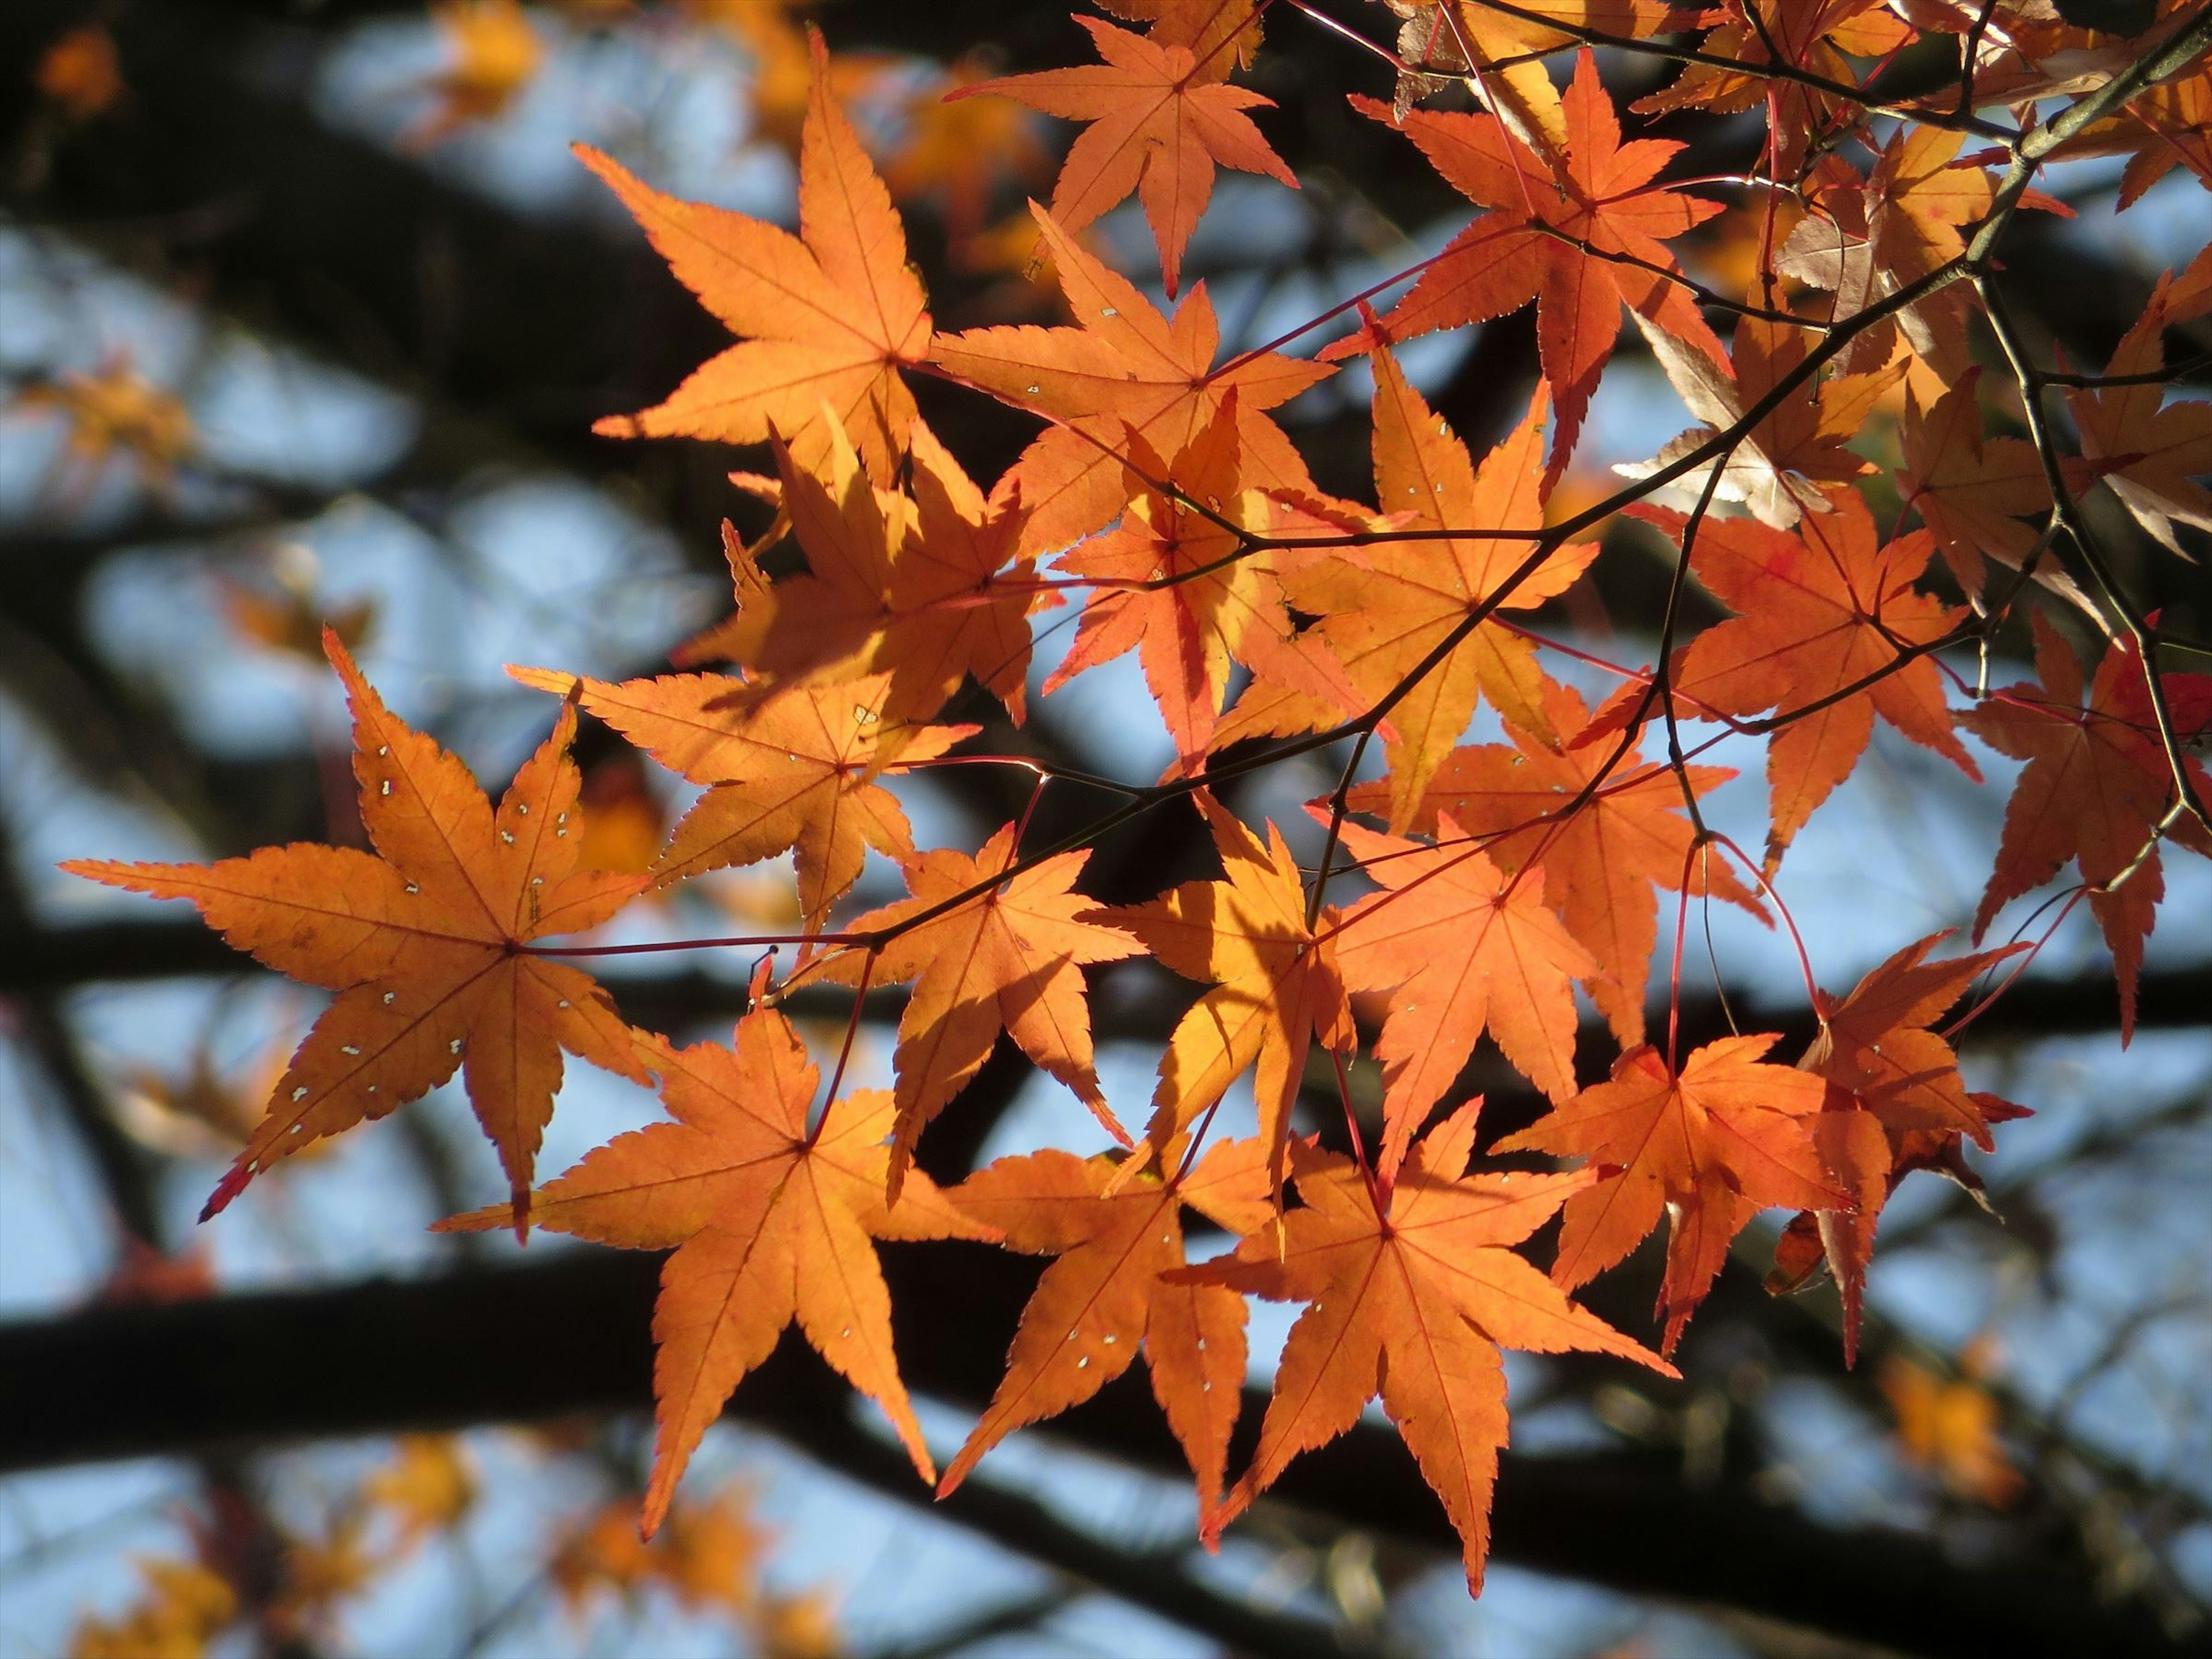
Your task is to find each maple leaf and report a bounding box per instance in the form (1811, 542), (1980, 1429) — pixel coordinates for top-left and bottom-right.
(706, 5), (892, 162)
(1634, 0), (1911, 177)
(361, 1437), (475, 1554)
(1962, 613), (2212, 1038)
(1103, 797), (1354, 1183)
(113, 1035), (294, 1164)
(438, 993), (995, 1535)
(1497, 1035), (1846, 1352)
(1638, 488), (1979, 868)
(957, 16), (1296, 300)
(1782, 127), (2003, 382)
(1179, 1104), (1673, 1592)
(928, 206), (1331, 556)
(510, 667), (973, 931)
(1786, 934), (2028, 1361)
(1323, 51), (1726, 479)
(1226, 355), (1596, 816)
(1331, 815), (1596, 1171)
(2067, 263), (2212, 554)
(1100, 0), (1267, 72)
(1392, 1), (1676, 99)
(679, 415), (1041, 724)
(65, 634), (649, 1230)
(1896, 366), (2082, 601)
(1351, 677), (1760, 1048)
(881, 54), (1054, 253)
(413, 0), (541, 149)
(70, 1557), (238, 1659)
(580, 32), (931, 483)
(1621, 314), (1903, 530)
(1043, 397), (1320, 770)
(806, 822), (1141, 1192)
(1385, 0), (1590, 146)
(1880, 1342), (2025, 1508)
(2081, 58), (2212, 209)
(553, 1485), (773, 1618)
(941, 1134), (1273, 1522)
(14, 356), (194, 490)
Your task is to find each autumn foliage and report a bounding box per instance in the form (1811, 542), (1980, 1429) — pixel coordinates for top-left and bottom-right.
(65, 0), (2212, 1601)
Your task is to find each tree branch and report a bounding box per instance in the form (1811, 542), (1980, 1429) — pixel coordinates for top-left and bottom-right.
(0, 1248), (2188, 1658)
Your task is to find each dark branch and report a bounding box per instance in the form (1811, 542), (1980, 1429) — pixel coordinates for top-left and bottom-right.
(0, 1247), (2189, 1658)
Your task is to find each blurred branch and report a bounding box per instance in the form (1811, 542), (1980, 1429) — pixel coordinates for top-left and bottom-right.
(6, 914), (2206, 1044)
(0, 1247), (2191, 1658)
(857, 1590), (1078, 1659)
(774, 1405), (1396, 1659)
(0, 815), (161, 1242)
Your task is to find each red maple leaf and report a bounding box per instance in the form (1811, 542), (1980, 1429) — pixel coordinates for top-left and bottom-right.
(1323, 50), (1725, 479)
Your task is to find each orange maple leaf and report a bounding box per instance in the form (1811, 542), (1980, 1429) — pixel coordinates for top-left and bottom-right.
(680, 416), (1041, 724)
(439, 992), (995, 1535)
(1638, 488), (1979, 868)
(14, 357), (194, 490)
(1179, 1104), (1673, 1592)
(1896, 366), (2080, 601)
(414, 0), (541, 148)
(2067, 262), (2212, 554)
(1779, 127), (2010, 382)
(1498, 1035), (1846, 1353)
(808, 822), (1141, 1191)
(1103, 797), (1354, 1183)
(881, 53), (1054, 252)
(581, 33), (931, 483)
(940, 1134), (1273, 1522)
(957, 16), (1296, 300)
(1635, 0), (1911, 177)
(1963, 613), (2212, 1038)
(928, 206), (1331, 556)
(1324, 51), (1725, 479)
(361, 1436), (475, 1554)
(1224, 354), (1594, 818)
(552, 1484), (772, 1618)
(510, 668), (973, 931)
(1880, 1344), (2026, 1508)
(2080, 58), (2212, 209)
(65, 634), (649, 1230)
(70, 1558), (238, 1659)
(1351, 678), (1760, 1048)
(1043, 397), (1313, 769)
(1789, 933), (2027, 1361)
(1099, 0), (1266, 72)
(1331, 815), (1597, 1171)
(1387, 0), (1567, 150)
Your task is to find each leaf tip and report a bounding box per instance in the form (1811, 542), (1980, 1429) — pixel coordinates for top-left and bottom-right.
(200, 1163), (251, 1224)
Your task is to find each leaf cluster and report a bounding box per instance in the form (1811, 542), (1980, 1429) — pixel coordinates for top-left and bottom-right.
(66, 0), (2212, 1596)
